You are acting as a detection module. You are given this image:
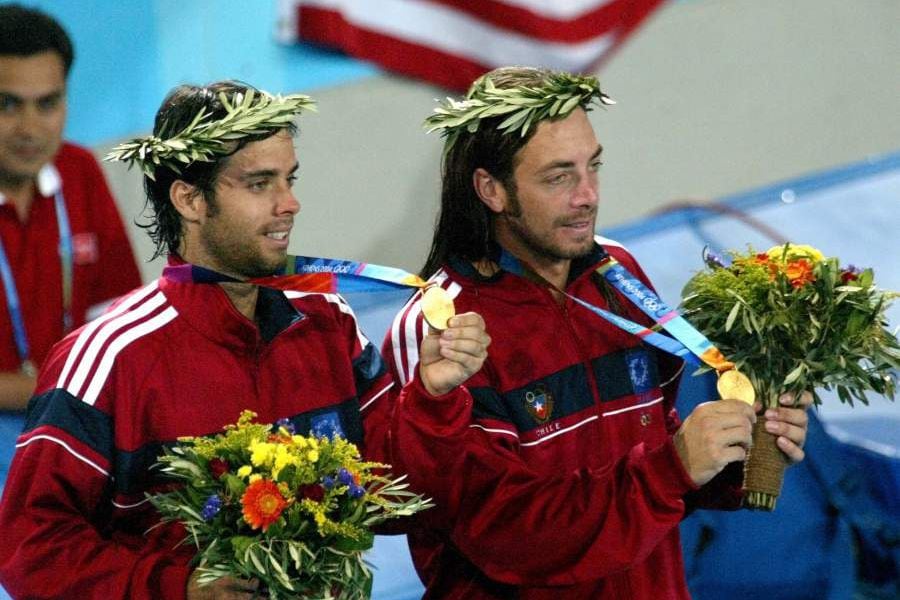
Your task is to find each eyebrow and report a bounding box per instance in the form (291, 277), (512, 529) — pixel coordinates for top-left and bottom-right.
(537, 144), (604, 174)
(238, 162), (299, 181)
(0, 90), (64, 104)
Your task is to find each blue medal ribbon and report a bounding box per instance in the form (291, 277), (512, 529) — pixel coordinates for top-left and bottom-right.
(497, 247), (733, 371)
(0, 190), (73, 375)
(163, 255), (429, 294)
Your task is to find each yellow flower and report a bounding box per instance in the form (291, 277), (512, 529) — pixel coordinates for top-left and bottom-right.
(236, 465), (252, 478)
(249, 474), (262, 484)
(250, 440), (276, 468)
(307, 449), (319, 463)
(314, 511), (326, 526)
(766, 243), (824, 264)
(291, 435), (308, 448)
(272, 444), (300, 479)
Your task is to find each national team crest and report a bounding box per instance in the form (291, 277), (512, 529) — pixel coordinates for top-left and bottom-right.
(524, 385), (554, 424)
(626, 350), (652, 394)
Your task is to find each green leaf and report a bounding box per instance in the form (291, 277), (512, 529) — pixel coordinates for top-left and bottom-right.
(783, 364), (805, 385)
(725, 301), (741, 332)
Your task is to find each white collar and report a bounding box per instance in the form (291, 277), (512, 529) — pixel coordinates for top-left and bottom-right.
(0, 163), (62, 205)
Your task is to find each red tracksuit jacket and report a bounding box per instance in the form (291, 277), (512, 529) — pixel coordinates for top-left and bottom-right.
(380, 239), (744, 599)
(0, 261), (435, 599)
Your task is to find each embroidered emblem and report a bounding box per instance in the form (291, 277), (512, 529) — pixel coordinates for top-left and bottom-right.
(310, 411), (344, 440)
(626, 350), (652, 394)
(524, 385), (554, 424)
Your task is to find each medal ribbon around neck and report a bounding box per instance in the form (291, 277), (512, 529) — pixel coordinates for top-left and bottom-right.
(497, 249), (754, 404)
(162, 254), (456, 329)
(0, 190), (73, 376)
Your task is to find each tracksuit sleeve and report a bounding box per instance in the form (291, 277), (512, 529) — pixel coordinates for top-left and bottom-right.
(0, 370), (192, 598)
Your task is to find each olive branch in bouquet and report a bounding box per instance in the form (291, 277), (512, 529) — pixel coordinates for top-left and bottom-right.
(681, 244), (900, 408)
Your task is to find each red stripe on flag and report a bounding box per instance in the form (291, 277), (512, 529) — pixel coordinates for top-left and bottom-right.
(425, 0), (656, 43)
(298, 7), (493, 90)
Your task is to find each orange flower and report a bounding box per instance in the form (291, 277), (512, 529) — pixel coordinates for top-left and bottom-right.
(241, 479), (287, 531)
(784, 258), (815, 288)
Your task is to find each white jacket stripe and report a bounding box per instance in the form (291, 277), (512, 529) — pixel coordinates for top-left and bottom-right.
(57, 281), (159, 389)
(81, 306), (178, 406)
(65, 292), (168, 399)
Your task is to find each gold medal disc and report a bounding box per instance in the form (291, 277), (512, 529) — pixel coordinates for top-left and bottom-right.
(421, 286), (455, 331)
(717, 369), (756, 405)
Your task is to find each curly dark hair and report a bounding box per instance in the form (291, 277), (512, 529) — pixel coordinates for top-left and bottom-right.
(140, 81), (297, 259)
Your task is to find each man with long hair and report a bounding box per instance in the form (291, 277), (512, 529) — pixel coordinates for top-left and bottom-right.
(381, 66), (812, 598)
(0, 80), (488, 599)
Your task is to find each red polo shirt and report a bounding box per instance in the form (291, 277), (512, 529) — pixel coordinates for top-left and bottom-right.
(0, 142), (141, 372)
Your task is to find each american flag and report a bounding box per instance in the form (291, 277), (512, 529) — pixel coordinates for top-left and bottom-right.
(277, 0), (667, 91)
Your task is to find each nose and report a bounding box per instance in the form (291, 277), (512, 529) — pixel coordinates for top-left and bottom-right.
(277, 185), (300, 216)
(14, 104), (43, 138)
(573, 173), (599, 208)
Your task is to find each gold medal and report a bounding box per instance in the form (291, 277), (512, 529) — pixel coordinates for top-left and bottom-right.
(717, 369), (756, 405)
(421, 285), (455, 331)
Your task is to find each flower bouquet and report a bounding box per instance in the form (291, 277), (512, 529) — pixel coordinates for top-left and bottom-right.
(150, 410), (431, 598)
(681, 243), (900, 510)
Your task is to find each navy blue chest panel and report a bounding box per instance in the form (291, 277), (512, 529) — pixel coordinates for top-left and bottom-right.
(471, 346), (660, 434)
(25, 389), (364, 496)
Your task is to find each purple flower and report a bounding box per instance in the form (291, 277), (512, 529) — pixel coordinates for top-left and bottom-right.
(702, 245), (729, 269)
(348, 484), (365, 499)
(322, 476), (335, 490)
(201, 494), (222, 521)
(275, 418), (296, 434)
(337, 468), (354, 486)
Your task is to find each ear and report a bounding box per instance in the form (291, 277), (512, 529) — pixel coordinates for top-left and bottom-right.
(169, 180), (206, 223)
(472, 168), (508, 214)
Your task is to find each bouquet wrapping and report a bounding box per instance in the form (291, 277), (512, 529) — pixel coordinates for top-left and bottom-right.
(150, 411), (431, 599)
(681, 243), (899, 509)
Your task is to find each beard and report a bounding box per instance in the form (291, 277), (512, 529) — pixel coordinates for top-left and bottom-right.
(501, 188), (596, 262)
(199, 223), (284, 280)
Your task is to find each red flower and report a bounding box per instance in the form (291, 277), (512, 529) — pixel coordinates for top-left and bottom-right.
(208, 458), (230, 479)
(296, 484), (325, 502)
(840, 271), (858, 283)
(241, 479), (288, 531)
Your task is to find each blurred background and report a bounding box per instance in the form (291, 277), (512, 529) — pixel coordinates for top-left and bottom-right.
(1, 1), (898, 598)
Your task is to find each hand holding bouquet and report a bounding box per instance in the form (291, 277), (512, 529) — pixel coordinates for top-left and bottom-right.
(151, 410), (431, 599)
(681, 243), (899, 508)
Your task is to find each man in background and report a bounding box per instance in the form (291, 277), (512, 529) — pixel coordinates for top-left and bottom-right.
(0, 4), (141, 410)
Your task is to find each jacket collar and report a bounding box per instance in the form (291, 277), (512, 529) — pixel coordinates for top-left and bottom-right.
(448, 241), (610, 289)
(159, 255), (304, 351)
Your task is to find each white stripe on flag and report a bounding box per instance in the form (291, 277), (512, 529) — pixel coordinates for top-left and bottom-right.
(297, 0), (615, 72)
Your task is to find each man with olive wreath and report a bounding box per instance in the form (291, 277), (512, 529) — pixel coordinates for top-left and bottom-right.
(379, 66), (813, 599)
(0, 81), (489, 600)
